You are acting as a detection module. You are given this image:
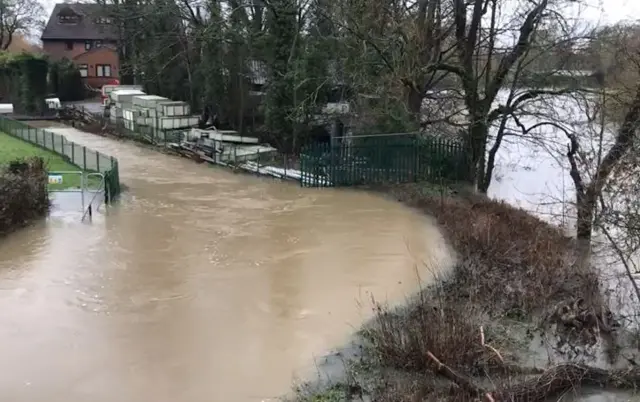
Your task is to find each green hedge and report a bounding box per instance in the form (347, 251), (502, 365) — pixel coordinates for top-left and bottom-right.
(0, 52), (48, 115)
(49, 59), (85, 101)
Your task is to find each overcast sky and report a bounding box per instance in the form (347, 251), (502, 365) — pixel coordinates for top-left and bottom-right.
(38, 0), (639, 33)
(579, 0), (640, 24)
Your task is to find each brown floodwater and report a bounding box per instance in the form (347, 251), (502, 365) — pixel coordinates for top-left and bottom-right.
(0, 126), (453, 402)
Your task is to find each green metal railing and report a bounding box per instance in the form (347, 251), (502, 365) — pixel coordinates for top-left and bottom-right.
(300, 133), (468, 187)
(0, 116), (121, 203)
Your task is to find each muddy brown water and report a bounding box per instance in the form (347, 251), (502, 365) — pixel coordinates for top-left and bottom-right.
(0, 125), (453, 402)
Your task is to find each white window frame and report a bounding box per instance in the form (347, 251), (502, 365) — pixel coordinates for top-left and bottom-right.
(78, 64), (88, 78)
(96, 64), (111, 77)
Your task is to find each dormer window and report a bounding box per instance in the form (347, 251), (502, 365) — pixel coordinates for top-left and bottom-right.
(95, 17), (112, 24)
(57, 6), (80, 24)
(58, 15), (79, 24)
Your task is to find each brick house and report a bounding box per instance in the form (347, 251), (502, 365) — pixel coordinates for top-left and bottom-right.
(41, 3), (119, 88)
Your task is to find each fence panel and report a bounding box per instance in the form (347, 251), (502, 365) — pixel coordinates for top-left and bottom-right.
(71, 143), (84, 168)
(52, 132), (64, 154)
(83, 148), (98, 171)
(300, 134), (468, 188)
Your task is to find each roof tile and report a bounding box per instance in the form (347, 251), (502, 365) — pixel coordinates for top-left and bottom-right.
(41, 3), (118, 41)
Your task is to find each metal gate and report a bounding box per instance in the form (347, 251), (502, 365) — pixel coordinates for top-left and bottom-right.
(47, 170), (105, 221)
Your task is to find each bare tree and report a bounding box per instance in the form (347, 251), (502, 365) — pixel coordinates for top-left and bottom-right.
(328, 0), (595, 192)
(0, 0), (45, 50)
(559, 24), (640, 270)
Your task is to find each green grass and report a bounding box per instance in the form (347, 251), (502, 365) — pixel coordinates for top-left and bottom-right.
(0, 132), (101, 191)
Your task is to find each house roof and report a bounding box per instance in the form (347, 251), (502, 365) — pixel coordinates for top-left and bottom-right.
(41, 3), (118, 41)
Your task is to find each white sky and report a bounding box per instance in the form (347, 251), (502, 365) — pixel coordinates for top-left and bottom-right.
(36, 0), (640, 38)
(577, 0), (640, 25)
(39, 0), (639, 23)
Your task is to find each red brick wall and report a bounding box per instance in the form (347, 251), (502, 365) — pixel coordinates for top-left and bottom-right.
(42, 40), (86, 60)
(74, 47), (119, 88)
(42, 40), (120, 88)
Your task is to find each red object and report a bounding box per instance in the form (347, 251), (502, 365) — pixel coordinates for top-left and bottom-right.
(100, 79), (122, 105)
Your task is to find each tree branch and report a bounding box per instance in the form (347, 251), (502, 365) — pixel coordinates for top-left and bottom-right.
(589, 82), (640, 198)
(484, 0), (548, 103)
(487, 88), (578, 122)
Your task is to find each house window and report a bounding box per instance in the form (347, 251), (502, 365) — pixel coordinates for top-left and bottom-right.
(96, 64), (111, 77)
(58, 15), (79, 24)
(78, 64), (88, 77)
(65, 41), (73, 50)
(95, 17), (112, 24)
(85, 41), (92, 50)
(95, 40), (103, 48)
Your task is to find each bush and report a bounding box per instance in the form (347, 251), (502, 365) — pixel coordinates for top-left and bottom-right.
(362, 300), (491, 373)
(0, 52), (49, 115)
(0, 157), (49, 235)
(49, 59), (85, 102)
(382, 183), (602, 317)
(348, 183), (610, 402)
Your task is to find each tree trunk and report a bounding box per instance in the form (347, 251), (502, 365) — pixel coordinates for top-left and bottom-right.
(407, 87), (423, 121)
(575, 194), (595, 269)
(468, 120), (488, 191)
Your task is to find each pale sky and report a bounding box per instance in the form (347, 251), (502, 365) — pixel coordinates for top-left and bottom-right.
(578, 0), (640, 25)
(36, 0), (640, 39)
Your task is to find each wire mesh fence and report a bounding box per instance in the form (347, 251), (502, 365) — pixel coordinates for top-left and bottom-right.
(0, 116), (121, 203)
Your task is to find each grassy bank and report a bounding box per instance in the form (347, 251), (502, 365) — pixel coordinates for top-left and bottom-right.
(290, 183), (631, 402)
(0, 132), (97, 190)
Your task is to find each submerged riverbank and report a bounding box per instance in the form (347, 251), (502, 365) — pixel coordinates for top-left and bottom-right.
(289, 183), (640, 402)
(0, 124), (460, 402)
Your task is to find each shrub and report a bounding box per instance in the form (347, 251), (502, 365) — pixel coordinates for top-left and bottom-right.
(0, 52), (48, 115)
(362, 300), (490, 373)
(0, 157), (49, 235)
(49, 59), (85, 102)
(382, 183), (601, 317)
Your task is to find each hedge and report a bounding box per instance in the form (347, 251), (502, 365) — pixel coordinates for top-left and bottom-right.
(0, 157), (49, 236)
(0, 52), (48, 115)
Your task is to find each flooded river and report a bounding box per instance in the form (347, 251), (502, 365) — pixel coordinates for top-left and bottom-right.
(0, 126), (453, 402)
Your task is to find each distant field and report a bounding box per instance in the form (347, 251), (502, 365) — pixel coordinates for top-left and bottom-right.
(0, 132), (100, 190)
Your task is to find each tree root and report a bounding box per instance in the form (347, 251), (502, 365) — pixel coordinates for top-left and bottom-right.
(426, 350), (640, 402)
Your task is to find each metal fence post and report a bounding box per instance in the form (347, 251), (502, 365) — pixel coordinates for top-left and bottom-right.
(83, 147), (87, 170)
(50, 131), (54, 151)
(105, 178), (111, 205)
(413, 136), (419, 182)
(256, 150), (260, 175)
(96, 152), (100, 172)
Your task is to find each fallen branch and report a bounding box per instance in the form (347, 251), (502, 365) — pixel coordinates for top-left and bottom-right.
(480, 325), (505, 364)
(425, 351), (494, 401)
(492, 364), (640, 401)
(427, 349), (640, 402)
